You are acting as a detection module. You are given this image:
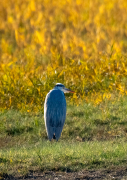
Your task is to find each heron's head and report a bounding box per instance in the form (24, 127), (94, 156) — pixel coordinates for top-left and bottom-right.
(54, 83), (74, 93)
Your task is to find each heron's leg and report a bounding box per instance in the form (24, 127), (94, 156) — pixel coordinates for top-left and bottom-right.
(53, 133), (56, 139)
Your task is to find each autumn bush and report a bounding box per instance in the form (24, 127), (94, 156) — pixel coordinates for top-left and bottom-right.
(0, 0), (127, 111)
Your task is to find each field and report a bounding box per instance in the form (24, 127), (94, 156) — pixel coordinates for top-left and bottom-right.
(1, 0), (127, 179)
(1, 95), (127, 179)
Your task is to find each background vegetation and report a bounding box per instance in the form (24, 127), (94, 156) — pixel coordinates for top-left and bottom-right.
(1, 0), (127, 111)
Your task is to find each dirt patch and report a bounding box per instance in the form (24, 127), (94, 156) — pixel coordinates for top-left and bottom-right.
(1, 167), (127, 180)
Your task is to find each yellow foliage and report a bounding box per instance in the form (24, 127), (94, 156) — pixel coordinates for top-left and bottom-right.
(0, 0), (127, 110)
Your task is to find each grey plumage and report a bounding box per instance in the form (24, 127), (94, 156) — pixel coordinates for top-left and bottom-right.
(44, 83), (74, 141)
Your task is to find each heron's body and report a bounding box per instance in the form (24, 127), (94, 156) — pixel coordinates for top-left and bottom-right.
(44, 83), (74, 141)
(44, 89), (66, 140)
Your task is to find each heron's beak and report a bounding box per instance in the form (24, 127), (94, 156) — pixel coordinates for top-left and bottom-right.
(64, 88), (75, 93)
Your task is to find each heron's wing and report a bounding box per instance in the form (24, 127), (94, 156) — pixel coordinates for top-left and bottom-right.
(44, 90), (66, 140)
(44, 100), (55, 140)
(55, 103), (66, 140)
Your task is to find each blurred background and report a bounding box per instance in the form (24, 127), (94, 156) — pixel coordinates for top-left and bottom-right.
(0, 0), (127, 111)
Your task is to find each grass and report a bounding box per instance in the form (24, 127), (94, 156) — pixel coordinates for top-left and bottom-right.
(1, 141), (127, 176)
(1, 94), (127, 176)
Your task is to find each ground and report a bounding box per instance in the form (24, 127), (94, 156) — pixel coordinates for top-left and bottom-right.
(1, 98), (127, 180)
(2, 167), (127, 180)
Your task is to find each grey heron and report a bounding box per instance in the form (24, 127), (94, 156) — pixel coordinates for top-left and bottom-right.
(44, 83), (74, 141)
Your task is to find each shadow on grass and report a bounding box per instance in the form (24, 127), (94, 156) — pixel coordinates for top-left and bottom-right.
(118, 121), (127, 125)
(109, 115), (120, 121)
(94, 115), (120, 126)
(69, 111), (84, 117)
(94, 119), (109, 125)
(6, 126), (33, 136)
(79, 126), (94, 141)
(0, 157), (9, 163)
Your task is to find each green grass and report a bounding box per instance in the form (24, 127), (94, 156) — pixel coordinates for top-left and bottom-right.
(1, 140), (127, 175)
(1, 94), (127, 176)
